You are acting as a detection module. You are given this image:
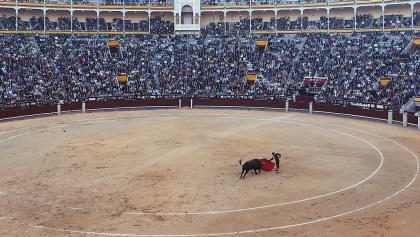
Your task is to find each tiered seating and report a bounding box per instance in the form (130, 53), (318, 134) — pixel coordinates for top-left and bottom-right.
(0, 32), (418, 110)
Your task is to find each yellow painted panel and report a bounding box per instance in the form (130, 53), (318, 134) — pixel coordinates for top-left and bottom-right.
(108, 39), (120, 47)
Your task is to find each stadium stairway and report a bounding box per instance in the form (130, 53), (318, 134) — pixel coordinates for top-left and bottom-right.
(400, 96), (420, 113)
(402, 37), (418, 55)
(293, 37), (306, 63)
(154, 57), (161, 91)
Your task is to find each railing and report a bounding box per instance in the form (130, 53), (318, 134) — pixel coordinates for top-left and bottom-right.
(174, 24), (200, 31)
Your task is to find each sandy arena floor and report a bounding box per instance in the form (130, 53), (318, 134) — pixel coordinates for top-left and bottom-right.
(0, 108), (419, 237)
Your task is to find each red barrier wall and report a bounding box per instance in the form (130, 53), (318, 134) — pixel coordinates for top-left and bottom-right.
(406, 113), (418, 125)
(289, 101), (308, 110)
(0, 99), (418, 127)
(62, 102), (81, 111)
(86, 99), (179, 110)
(0, 105), (56, 119)
(313, 103), (388, 120)
(192, 98), (285, 108)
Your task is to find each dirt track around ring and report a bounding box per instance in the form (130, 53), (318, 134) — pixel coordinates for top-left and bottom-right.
(0, 109), (419, 237)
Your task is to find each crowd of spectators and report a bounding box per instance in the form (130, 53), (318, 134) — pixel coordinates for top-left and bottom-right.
(330, 17), (354, 29)
(204, 15), (375, 33)
(356, 14), (382, 29)
(1, 13), (416, 32)
(229, 18), (251, 33)
(276, 17), (290, 30)
(251, 17), (275, 31)
(1, 31), (419, 110)
(415, 11), (420, 27)
(384, 14), (411, 28)
(317, 31), (419, 106)
(204, 22), (225, 35)
(0, 15), (171, 32)
(0, 16), (16, 30)
(150, 16), (174, 34)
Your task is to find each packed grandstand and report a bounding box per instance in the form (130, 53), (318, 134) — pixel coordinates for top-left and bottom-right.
(0, 0), (419, 112)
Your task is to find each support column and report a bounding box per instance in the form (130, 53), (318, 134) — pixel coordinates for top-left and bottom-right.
(275, 10), (277, 34)
(190, 99), (193, 109)
(403, 112), (408, 128)
(327, 9), (330, 33)
(293, 94), (296, 102)
(15, 8), (18, 34)
(382, 6), (384, 31)
(57, 103), (61, 116)
(43, 9), (46, 36)
(300, 9), (303, 32)
(97, 0), (100, 35)
(309, 102), (313, 114)
(82, 101), (86, 114)
(416, 112), (420, 130)
(179, 99), (182, 109)
(148, 12), (151, 34)
(249, 10), (252, 35)
(388, 110), (393, 124)
(411, 4), (414, 30)
(70, 10), (73, 33)
(354, 7), (357, 32)
(123, 10), (125, 36)
(97, 10), (100, 35)
(224, 11), (227, 34)
(285, 100), (289, 112)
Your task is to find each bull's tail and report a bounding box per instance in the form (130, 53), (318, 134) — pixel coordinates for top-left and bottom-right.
(239, 159), (243, 166)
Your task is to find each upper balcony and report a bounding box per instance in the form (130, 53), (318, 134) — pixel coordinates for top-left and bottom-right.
(0, 0), (175, 8)
(200, 0), (415, 9)
(0, 0), (416, 10)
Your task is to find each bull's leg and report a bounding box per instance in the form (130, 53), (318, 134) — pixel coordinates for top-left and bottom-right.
(242, 170), (249, 179)
(254, 169), (258, 175)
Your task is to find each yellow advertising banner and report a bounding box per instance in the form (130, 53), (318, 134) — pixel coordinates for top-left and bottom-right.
(255, 39), (268, 48)
(379, 77), (391, 87)
(116, 74), (127, 84)
(108, 39), (120, 48)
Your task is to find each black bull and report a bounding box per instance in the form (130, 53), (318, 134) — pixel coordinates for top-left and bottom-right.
(239, 159), (262, 179)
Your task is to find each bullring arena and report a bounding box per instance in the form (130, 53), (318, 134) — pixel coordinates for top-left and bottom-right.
(0, 102), (419, 237)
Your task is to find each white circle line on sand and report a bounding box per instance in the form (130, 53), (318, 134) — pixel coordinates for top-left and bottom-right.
(28, 136), (419, 237)
(0, 114), (382, 216)
(0, 113), (417, 236)
(124, 117), (386, 215)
